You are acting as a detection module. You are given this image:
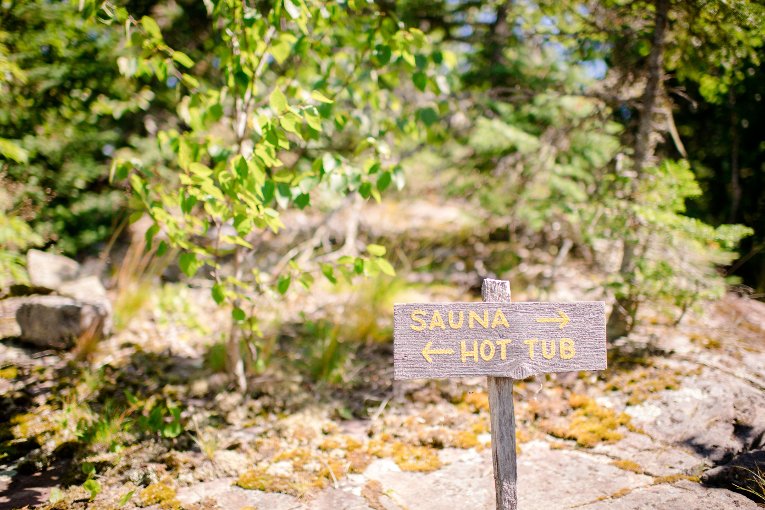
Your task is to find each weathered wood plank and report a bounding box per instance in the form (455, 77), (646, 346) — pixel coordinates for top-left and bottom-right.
(483, 279), (517, 510)
(393, 300), (606, 380)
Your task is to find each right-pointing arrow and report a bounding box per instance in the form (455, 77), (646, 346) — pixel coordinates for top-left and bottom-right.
(536, 309), (570, 329)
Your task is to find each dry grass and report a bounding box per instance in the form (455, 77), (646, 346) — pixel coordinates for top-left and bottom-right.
(733, 466), (765, 503)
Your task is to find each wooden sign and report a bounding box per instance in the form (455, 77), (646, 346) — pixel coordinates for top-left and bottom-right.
(393, 301), (606, 380)
(392, 280), (607, 510)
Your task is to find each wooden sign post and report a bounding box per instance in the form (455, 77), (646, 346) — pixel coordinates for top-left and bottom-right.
(393, 279), (607, 510)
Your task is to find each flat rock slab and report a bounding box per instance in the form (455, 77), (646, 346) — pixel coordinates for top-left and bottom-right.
(626, 369), (765, 464)
(176, 478), (309, 509)
(366, 449), (495, 509)
(516, 441), (652, 509)
(591, 432), (706, 477)
(579, 479), (760, 509)
(366, 442), (652, 510)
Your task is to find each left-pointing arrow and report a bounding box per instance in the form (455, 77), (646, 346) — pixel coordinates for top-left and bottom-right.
(421, 342), (455, 363)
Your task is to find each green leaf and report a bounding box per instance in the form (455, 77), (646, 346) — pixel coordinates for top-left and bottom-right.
(83, 479), (101, 501)
(321, 263), (337, 284)
(375, 257), (396, 276)
(172, 51), (194, 68)
(299, 272), (314, 289)
(277, 275), (291, 294)
(294, 193), (310, 209)
(211, 283), (225, 305)
(140, 16), (161, 40)
(412, 71), (427, 91)
(280, 112), (302, 134)
(178, 252), (199, 277)
(311, 90), (334, 104)
(118, 490), (135, 507)
(232, 307), (246, 321)
(181, 194), (197, 214)
(110, 160), (130, 182)
(207, 103), (224, 123)
(189, 162), (213, 177)
(162, 406), (182, 438)
(304, 108), (322, 131)
(359, 182), (372, 199)
(374, 44), (391, 66)
(181, 73), (199, 88)
(147, 405), (163, 430)
(276, 182), (291, 208)
(270, 88), (288, 113)
(156, 240), (168, 257)
(366, 244), (386, 256)
(49, 488), (64, 504)
(262, 181), (275, 204)
(377, 171), (392, 192)
(417, 107), (438, 126)
(81, 463), (96, 477)
(0, 138), (29, 164)
(144, 224), (159, 250)
(234, 69), (250, 90)
(271, 39), (291, 65)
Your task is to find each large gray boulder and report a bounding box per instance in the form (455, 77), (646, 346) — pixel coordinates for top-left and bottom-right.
(57, 275), (113, 334)
(26, 249), (80, 290)
(0, 250), (113, 348)
(0, 294), (109, 349)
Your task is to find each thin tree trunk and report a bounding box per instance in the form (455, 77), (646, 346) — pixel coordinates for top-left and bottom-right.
(631, 0), (669, 178)
(490, 2), (509, 64)
(728, 88), (741, 223)
(608, 0), (670, 340)
(227, 245), (248, 392)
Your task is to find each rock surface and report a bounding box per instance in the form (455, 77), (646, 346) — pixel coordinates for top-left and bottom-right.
(0, 251), (112, 347)
(172, 442), (762, 510)
(25, 250), (80, 290)
(0, 295), (107, 348)
(579, 479), (759, 509)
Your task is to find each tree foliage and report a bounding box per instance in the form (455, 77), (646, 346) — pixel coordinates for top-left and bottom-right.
(0, 0), (154, 257)
(100, 0), (453, 386)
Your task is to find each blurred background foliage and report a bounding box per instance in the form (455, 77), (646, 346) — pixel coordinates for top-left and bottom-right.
(1, 0), (763, 352)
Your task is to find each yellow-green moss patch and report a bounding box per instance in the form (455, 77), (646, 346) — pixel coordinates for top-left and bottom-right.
(236, 468), (306, 496)
(541, 394), (631, 448)
(391, 442), (442, 472)
(652, 473), (700, 485)
(0, 366), (18, 379)
(139, 482), (180, 510)
(611, 459), (643, 474)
